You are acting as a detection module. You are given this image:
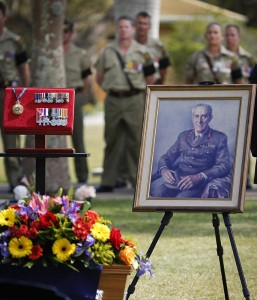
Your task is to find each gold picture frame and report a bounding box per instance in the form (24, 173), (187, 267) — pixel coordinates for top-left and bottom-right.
(133, 84), (256, 213)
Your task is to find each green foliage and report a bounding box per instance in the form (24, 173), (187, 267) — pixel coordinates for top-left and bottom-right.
(166, 20), (207, 83)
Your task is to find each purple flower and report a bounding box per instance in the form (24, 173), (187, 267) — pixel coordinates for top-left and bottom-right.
(18, 205), (38, 220)
(0, 241), (9, 257)
(136, 252), (153, 277)
(61, 197), (79, 221)
(76, 234), (96, 258)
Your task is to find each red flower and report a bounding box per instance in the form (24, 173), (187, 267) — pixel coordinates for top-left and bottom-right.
(39, 212), (58, 229)
(123, 238), (136, 248)
(28, 245), (43, 260)
(10, 225), (30, 238)
(72, 217), (90, 240)
(86, 210), (99, 225)
(20, 214), (29, 224)
(110, 227), (123, 250)
(30, 220), (41, 230)
(9, 205), (20, 210)
(28, 227), (38, 239)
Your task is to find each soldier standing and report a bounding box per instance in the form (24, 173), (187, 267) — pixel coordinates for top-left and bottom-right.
(95, 15), (155, 192)
(114, 11), (172, 189)
(185, 22), (242, 84)
(0, 1), (30, 192)
(225, 23), (256, 189)
(135, 11), (171, 84)
(63, 19), (96, 185)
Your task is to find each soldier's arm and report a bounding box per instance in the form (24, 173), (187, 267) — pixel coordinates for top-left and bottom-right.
(18, 62), (30, 86)
(146, 74), (155, 85)
(96, 71), (104, 86)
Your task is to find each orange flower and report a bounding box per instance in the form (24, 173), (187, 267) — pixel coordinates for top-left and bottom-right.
(119, 246), (135, 265)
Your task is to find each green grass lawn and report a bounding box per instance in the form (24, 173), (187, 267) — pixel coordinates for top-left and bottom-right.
(92, 199), (257, 300)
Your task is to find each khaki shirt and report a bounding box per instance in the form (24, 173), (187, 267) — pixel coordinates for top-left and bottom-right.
(237, 46), (255, 83)
(185, 45), (242, 84)
(0, 27), (27, 82)
(64, 43), (92, 88)
(95, 40), (155, 91)
(145, 37), (171, 81)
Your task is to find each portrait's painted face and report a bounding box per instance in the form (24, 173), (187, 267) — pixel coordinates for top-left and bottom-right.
(192, 106), (212, 133)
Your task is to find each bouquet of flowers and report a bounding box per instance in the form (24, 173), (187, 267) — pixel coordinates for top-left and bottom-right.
(0, 189), (151, 276)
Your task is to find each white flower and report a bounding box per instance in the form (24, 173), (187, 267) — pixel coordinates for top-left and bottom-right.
(74, 185), (96, 201)
(13, 185), (29, 201)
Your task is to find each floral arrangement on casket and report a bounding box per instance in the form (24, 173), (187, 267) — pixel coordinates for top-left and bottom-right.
(0, 188), (152, 277)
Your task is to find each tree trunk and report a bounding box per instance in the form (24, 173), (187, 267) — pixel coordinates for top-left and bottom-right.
(26, 0), (71, 193)
(113, 0), (160, 38)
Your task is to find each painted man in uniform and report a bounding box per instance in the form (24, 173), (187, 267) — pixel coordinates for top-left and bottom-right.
(0, 1), (30, 192)
(151, 103), (231, 198)
(63, 19), (96, 185)
(95, 15), (155, 192)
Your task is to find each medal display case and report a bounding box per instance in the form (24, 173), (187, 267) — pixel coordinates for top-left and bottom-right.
(0, 87), (89, 194)
(2, 87), (74, 135)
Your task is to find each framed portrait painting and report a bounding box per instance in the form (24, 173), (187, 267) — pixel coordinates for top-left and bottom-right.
(133, 84), (256, 213)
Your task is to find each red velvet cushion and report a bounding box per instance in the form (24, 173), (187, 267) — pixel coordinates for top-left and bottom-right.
(2, 87), (74, 135)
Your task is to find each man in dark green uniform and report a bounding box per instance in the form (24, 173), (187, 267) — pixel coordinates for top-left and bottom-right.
(95, 15), (156, 192)
(0, 1), (30, 192)
(63, 19), (96, 184)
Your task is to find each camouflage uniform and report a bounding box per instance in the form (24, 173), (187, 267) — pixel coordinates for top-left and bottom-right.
(95, 40), (155, 187)
(0, 27), (29, 189)
(185, 45), (242, 84)
(236, 46), (255, 83)
(65, 43), (93, 183)
(145, 37), (171, 83)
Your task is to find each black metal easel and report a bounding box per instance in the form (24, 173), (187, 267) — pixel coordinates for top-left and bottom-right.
(125, 210), (251, 300)
(222, 213), (250, 300)
(125, 211), (173, 300)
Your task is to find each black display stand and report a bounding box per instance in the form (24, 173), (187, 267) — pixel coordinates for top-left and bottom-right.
(125, 211), (251, 300)
(0, 135), (89, 194)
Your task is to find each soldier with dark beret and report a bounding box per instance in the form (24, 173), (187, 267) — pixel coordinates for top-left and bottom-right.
(151, 103), (231, 198)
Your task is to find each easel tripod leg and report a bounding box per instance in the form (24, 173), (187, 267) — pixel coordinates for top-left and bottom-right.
(212, 213), (229, 300)
(125, 211), (173, 300)
(223, 213), (250, 300)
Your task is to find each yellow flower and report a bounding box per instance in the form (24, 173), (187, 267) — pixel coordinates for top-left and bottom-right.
(0, 208), (16, 226)
(9, 236), (33, 258)
(119, 246), (135, 265)
(52, 238), (76, 261)
(91, 222), (110, 242)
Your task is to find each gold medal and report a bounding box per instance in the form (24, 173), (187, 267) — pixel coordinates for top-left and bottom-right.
(12, 100), (24, 115)
(12, 87), (27, 116)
